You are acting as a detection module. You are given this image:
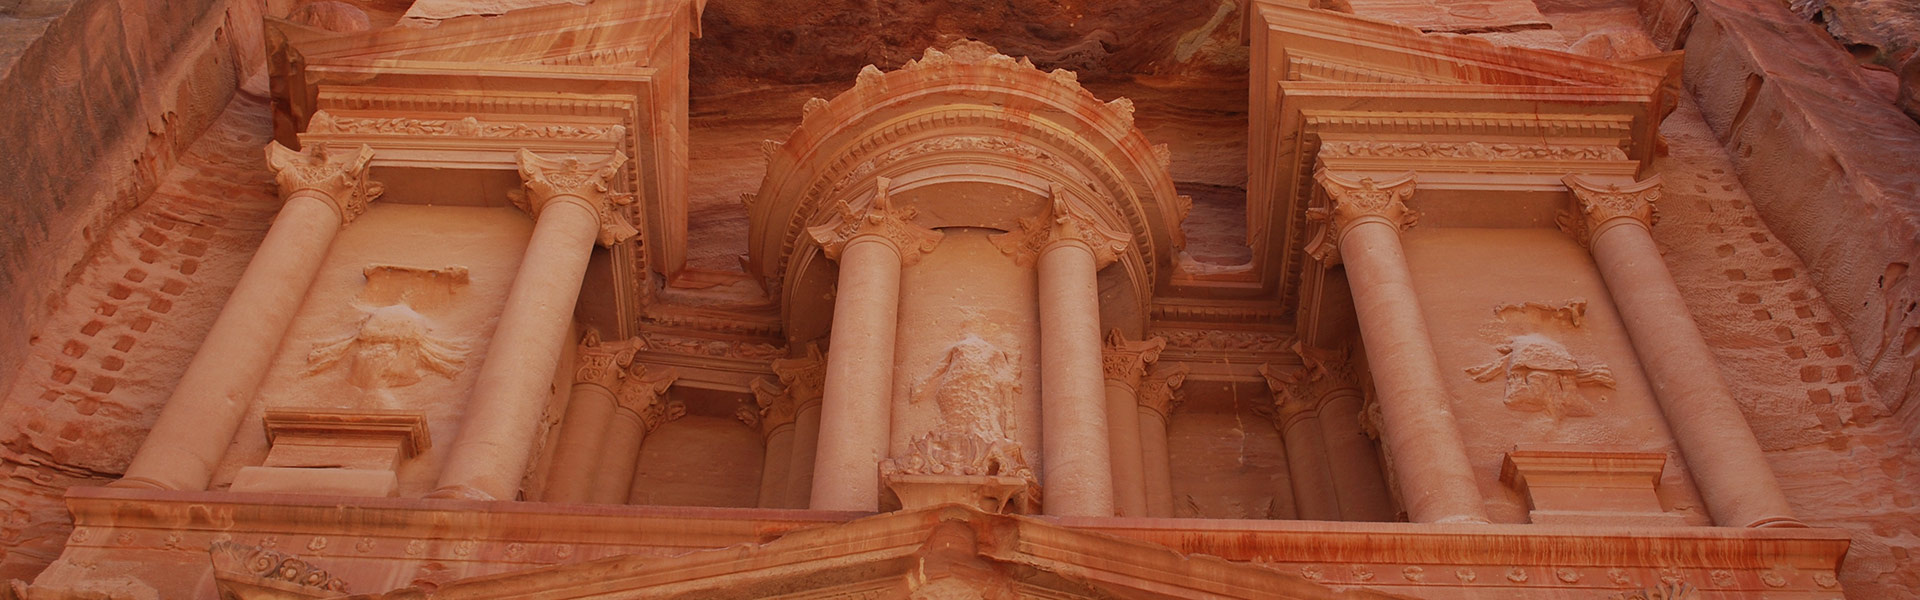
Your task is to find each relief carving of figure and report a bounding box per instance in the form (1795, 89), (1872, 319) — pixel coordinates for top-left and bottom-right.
(307, 304), (468, 405)
(881, 336), (1036, 487)
(1465, 334), (1615, 418)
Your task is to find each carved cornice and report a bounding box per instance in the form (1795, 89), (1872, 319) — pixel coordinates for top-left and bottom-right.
(209, 541), (349, 595)
(1101, 330), (1166, 389)
(513, 149), (639, 247)
(1137, 363), (1192, 419)
(575, 330), (644, 391)
(991, 186), (1132, 268)
(1304, 170), (1418, 264)
(614, 364), (679, 433)
(771, 343), (828, 408)
(1560, 174), (1662, 247)
(806, 177), (943, 266)
(264, 142), (384, 224)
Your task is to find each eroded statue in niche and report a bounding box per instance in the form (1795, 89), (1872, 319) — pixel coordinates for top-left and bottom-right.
(1465, 333), (1615, 418)
(307, 304), (468, 405)
(881, 336), (1036, 489)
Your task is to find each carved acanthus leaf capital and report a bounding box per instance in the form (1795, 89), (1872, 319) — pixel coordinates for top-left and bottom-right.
(1560, 174), (1661, 247)
(264, 142), (384, 224)
(750, 377), (798, 437)
(1101, 330), (1166, 388)
(1137, 362), (1192, 419)
(574, 330), (644, 391)
(807, 177), (943, 266)
(614, 364), (679, 432)
(771, 343), (828, 408)
(991, 184), (1132, 268)
(1259, 346), (1363, 425)
(1305, 170), (1418, 264)
(513, 149), (639, 247)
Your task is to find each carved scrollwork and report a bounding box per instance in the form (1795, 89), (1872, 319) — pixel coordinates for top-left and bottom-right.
(1560, 174), (1662, 247)
(574, 330), (644, 391)
(1304, 170), (1418, 264)
(208, 541), (350, 594)
(614, 364), (680, 433)
(807, 177), (943, 266)
(1101, 330), (1166, 388)
(513, 149), (639, 247)
(1607, 581), (1699, 600)
(264, 142), (384, 224)
(990, 184), (1132, 268)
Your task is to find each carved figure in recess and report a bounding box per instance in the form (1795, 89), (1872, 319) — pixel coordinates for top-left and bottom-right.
(1465, 334), (1615, 418)
(307, 304), (468, 404)
(881, 336), (1036, 486)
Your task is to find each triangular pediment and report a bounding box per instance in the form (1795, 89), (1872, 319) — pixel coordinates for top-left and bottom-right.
(294, 505), (1403, 600)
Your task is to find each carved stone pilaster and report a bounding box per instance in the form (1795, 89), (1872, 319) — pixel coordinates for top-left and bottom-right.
(264, 142), (384, 224)
(574, 330), (644, 392)
(1559, 174), (1662, 247)
(771, 343), (828, 409)
(1101, 330), (1166, 389)
(991, 184), (1132, 268)
(750, 376), (798, 439)
(513, 149), (640, 247)
(807, 177), (943, 266)
(1303, 170), (1418, 264)
(614, 364), (680, 433)
(1137, 362), (1192, 420)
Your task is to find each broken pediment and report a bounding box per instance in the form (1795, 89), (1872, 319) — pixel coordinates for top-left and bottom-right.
(313, 504), (1398, 600)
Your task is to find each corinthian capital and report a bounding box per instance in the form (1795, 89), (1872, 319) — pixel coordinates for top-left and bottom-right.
(264, 142), (384, 224)
(513, 149), (640, 247)
(750, 377), (798, 438)
(1304, 170), (1417, 264)
(614, 364), (679, 432)
(808, 177), (943, 266)
(574, 330), (644, 391)
(1137, 362), (1191, 419)
(991, 184), (1132, 268)
(1559, 174), (1661, 247)
(1101, 330), (1165, 388)
(771, 343), (828, 409)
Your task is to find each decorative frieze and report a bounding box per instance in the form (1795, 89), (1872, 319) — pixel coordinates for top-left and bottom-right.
(264, 142), (384, 224)
(307, 112), (625, 141)
(1319, 140), (1628, 162)
(991, 186), (1133, 268)
(807, 177), (943, 266)
(513, 149), (640, 247)
(1559, 174), (1662, 247)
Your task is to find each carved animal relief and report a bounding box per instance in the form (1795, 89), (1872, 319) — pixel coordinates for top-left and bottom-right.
(306, 304), (468, 405)
(1465, 334), (1615, 418)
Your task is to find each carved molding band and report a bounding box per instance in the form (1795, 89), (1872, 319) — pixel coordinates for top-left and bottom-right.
(807, 177), (944, 266)
(1560, 174), (1662, 247)
(991, 185), (1133, 268)
(264, 142), (384, 224)
(308, 112), (626, 141)
(1319, 140), (1629, 162)
(1305, 170), (1418, 264)
(513, 149), (640, 247)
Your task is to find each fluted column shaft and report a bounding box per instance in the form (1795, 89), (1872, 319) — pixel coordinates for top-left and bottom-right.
(435, 150), (636, 501)
(1037, 239), (1116, 517)
(1566, 175), (1801, 528)
(119, 144), (379, 492)
(1317, 170), (1488, 524)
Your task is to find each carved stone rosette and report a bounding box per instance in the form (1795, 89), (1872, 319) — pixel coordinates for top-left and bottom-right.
(1101, 330), (1166, 389)
(807, 177), (943, 266)
(991, 185), (1133, 268)
(264, 142), (385, 224)
(1559, 174), (1662, 247)
(1303, 170), (1418, 264)
(615, 364), (681, 433)
(1137, 362), (1192, 420)
(513, 149), (641, 247)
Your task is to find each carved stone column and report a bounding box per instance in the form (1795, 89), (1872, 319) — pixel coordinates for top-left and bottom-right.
(773, 345), (828, 509)
(1102, 331), (1164, 517)
(1562, 174), (1802, 528)
(544, 332), (642, 503)
(999, 189), (1130, 517)
(1136, 363), (1190, 518)
(1309, 170), (1488, 524)
(751, 377), (797, 508)
(118, 143), (381, 492)
(1261, 364), (1340, 521)
(595, 365), (677, 504)
(1297, 349), (1398, 522)
(807, 178), (942, 511)
(433, 150), (639, 501)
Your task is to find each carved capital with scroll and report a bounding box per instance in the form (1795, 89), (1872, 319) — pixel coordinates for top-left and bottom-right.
(1304, 170), (1418, 264)
(1137, 362), (1192, 420)
(614, 364), (680, 433)
(808, 177), (943, 266)
(750, 377), (798, 438)
(1559, 174), (1661, 247)
(513, 149), (640, 247)
(574, 330), (644, 392)
(264, 142), (384, 224)
(991, 184), (1132, 268)
(771, 343), (828, 410)
(1101, 330), (1166, 390)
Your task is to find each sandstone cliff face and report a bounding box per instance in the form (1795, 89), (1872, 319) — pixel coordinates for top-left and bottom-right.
(0, 0), (1916, 596)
